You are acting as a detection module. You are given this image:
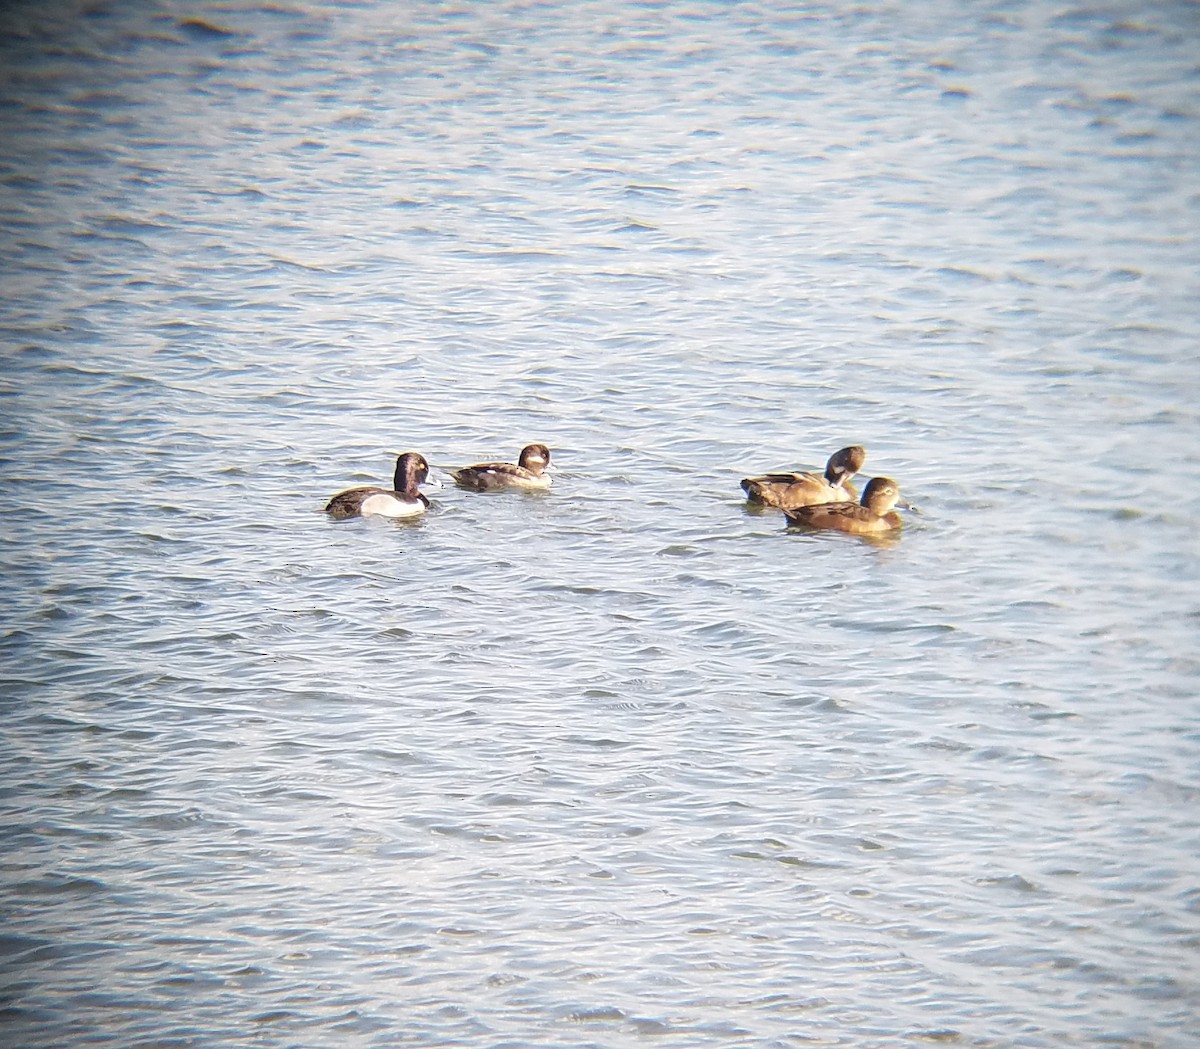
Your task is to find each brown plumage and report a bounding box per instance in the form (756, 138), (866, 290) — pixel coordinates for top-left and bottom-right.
(782, 476), (904, 535)
(741, 445), (866, 509)
(452, 443), (552, 491)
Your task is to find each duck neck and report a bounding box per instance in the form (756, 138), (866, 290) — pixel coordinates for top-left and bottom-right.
(393, 459), (424, 495)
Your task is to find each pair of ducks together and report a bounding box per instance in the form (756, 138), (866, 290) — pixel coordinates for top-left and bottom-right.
(741, 445), (906, 535)
(325, 443), (551, 520)
(326, 442), (904, 536)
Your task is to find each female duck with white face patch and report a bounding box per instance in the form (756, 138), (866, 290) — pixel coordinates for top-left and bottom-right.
(325, 451), (433, 519)
(452, 443), (552, 491)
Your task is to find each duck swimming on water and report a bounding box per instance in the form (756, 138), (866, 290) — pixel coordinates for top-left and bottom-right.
(325, 451), (432, 519)
(452, 443), (552, 491)
(782, 476), (904, 535)
(741, 445), (866, 510)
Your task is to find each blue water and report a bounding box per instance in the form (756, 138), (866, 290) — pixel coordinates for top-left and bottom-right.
(2, 2), (1198, 1046)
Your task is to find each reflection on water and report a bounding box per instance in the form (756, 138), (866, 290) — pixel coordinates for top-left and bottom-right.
(785, 525), (905, 551)
(1, 1), (1198, 1047)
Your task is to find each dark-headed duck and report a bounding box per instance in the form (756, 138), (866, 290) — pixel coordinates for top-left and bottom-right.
(741, 445), (866, 509)
(325, 451), (432, 519)
(452, 443), (552, 491)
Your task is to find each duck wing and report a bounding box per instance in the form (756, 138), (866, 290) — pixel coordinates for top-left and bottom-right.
(452, 462), (529, 490)
(742, 470), (831, 508)
(325, 485), (387, 518)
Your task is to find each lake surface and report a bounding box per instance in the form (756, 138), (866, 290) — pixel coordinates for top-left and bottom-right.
(2, 1), (1199, 1046)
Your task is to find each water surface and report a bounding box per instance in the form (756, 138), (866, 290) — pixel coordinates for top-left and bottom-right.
(2, 2), (1198, 1046)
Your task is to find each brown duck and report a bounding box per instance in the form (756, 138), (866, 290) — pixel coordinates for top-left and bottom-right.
(452, 443), (552, 491)
(741, 445), (866, 509)
(783, 476), (904, 535)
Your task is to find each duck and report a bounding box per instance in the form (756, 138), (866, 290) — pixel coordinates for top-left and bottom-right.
(741, 445), (866, 509)
(782, 476), (904, 535)
(452, 443), (552, 491)
(325, 451), (432, 519)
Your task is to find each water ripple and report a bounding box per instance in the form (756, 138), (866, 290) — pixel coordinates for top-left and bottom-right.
(1, 2), (1197, 1047)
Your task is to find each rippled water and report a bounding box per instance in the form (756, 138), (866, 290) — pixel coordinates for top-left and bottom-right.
(2, 1), (1199, 1046)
